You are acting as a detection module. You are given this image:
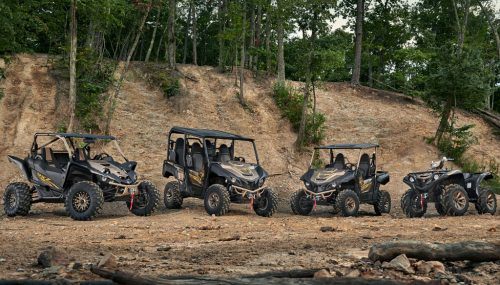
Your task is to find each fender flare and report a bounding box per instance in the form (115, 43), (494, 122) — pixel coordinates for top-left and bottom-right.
(7, 155), (30, 180)
(474, 172), (493, 195)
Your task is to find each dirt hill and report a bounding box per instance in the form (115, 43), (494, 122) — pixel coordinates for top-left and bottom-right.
(1, 53), (499, 209)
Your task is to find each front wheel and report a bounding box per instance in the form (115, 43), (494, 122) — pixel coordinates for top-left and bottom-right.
(440, 184), (469, 216)
(3, 182), (32, 217)
(374, 190), (391, 215)
(164, 181), (183, 209)
(65, 181), (104, 221)
(475, 189), (497, 215)
(127, 180), (160, 216)
(253, 188), (278, 217)
(336, 189), (360, 217)
(204, 184), (230, 216)
(290, 190), (313, 216)
(401, 189), (427, 218)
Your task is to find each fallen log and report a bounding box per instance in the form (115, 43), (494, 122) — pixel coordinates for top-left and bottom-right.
(90, 266), (414, 285)
(369, 240), (500, 262)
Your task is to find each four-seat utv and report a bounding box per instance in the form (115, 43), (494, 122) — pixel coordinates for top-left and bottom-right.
(3, 133), (160, 220)
(401, 157), (497, 217)
(290, 144), (391, 217)
(162, 127), (278, 217)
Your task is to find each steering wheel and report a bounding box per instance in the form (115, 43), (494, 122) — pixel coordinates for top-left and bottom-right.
(94, 152), (111, 160)
(235, 157), (246, 163)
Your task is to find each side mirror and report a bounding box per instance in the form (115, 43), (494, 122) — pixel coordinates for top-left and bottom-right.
(186, 155), (193, 168)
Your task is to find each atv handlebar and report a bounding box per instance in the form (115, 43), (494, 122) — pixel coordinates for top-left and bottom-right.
(430, 157), (453, 170)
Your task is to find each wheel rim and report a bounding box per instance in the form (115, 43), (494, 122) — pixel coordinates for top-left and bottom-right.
(299, 195), (313, 210)
(486, 193), (495, 210)
(73, 191), (91, 212)
(134, 186), (149, 208)
(208, 193), (220, 208)
(345, 197), (356, 211)
(453, 191), (467, 210)
(412, 194), (424, 211)
(256, 196), (269, 210)
(166, 189), (173, 201)
(7, 191), (17, 210)
(383, 195), (390, 212)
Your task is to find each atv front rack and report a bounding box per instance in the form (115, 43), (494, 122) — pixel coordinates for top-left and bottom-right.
(302, 188), (335, 199)
(108, 181), (141, 196)
(231, 185), (266, 197)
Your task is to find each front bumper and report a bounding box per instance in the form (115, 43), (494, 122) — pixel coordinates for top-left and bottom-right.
(109, 181), (142, 196)
(231, 185), (267, 197)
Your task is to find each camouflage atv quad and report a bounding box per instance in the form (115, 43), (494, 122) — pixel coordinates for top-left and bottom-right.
(290, 144), (391, 217)
(3, 133), (160, 220)
(162, 127), (278, 217)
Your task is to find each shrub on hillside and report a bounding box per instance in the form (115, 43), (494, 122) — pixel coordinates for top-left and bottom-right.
(272, 83), (325, 145)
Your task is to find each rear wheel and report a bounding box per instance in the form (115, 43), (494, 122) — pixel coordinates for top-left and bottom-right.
(65, 181), (104, 221)
(475, 189), (497, 215)
(204, 184), (230, 216)
(3, 182), (32, 217)
(374, 190), (391, 215)
(164, 181), (183, 209)
(290, 190), (313, 216)
(336, 189), (360, 217)
(128, 180), (160, 216)
(440, 184), (469, 216)
(253, 188), (278, 217)
(401, 189), (427, 218)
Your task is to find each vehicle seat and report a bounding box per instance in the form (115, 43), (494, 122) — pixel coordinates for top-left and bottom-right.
(175, 138), (185, 166)
(358, 153), (370, 179)
(191, 142), (204, 172)
(369, 153), (376, 176)
(332, 153), (345, 170)
(217, 144), (231, 163)
(44, 147), (60, 168)
(206, 140), (216, 160)
(74, 148), (87, 161)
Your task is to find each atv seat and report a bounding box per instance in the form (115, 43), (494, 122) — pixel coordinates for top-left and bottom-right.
(217, 144), (231, 163)
(175, 138), (186, 166)
(206, 140), (216, 160)
(358, 153), (370, 179)
(191, 142), (204, 172)
(332, 153), (345, 170)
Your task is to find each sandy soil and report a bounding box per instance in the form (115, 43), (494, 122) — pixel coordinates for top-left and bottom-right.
(0, 55), (499, 283)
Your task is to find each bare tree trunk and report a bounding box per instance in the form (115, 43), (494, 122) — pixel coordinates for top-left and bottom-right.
(351, 0), (364, 85)
(167, 0), (177, 69)
(265, 10), (271, 74)
(239, 0), (247, 106)
(276, 1), (285, 83)
(155, 25), (168, 62)
(145, 7), (162, 62)
(248, 5), (255, 69)
(182, 2), (192, 64)
(105, 5), (151, 134)
(67, 0), (77, 132)
(191, 2), (198, 65)
(254, 4), (262, 70)
(218, 0), (227, 71)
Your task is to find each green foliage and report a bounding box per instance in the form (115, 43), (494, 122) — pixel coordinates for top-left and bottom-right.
(143, 67), (181, 98)
(437, 120), (477, 161)
(163, 77), (180, 98)
(273, 83), (325, 145)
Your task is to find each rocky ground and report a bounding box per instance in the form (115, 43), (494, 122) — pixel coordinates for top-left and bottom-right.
(0, 200), (498, 284)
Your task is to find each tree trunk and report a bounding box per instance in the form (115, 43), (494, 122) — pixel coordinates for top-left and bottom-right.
(167, 0), (176, 69)
(477, 1), (500, 59)
(182, 2), (192, 64)
(104, 5), (151, 134)
(191, 2), (198, 65)
(265, 9), (271, 74)
(248, 6), (255, 69)
(145, 7), (162, 62)
(369, 240), (500, 262)
(276, 1), (285, 83)
(254, 4), (262, 70)
(155, 25), (168, 62)
(67, 0), (77, 132)
(351, 0), (364, 85)
(239, 0), (247, 106)
(218, 0), (227, 72)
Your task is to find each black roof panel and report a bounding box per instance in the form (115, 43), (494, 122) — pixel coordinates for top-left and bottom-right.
(35, 133), (116, 140)
(169, 127), (253, 141)
(315, 143), (379, 150)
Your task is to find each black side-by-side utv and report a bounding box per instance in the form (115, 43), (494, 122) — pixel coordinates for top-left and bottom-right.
(3, 133), (160, 220)
(401, 157), (497, 217)
(162, 127), (278, 217)
(290, 143), (391, 217)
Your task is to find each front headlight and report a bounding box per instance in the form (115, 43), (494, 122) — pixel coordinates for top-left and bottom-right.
(231, 177), (237, 184)
(305, 182), (310, 187)
(409, 176), (415, 183)
(258, 177), (265, 187)
(433, 174), (439, 180)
